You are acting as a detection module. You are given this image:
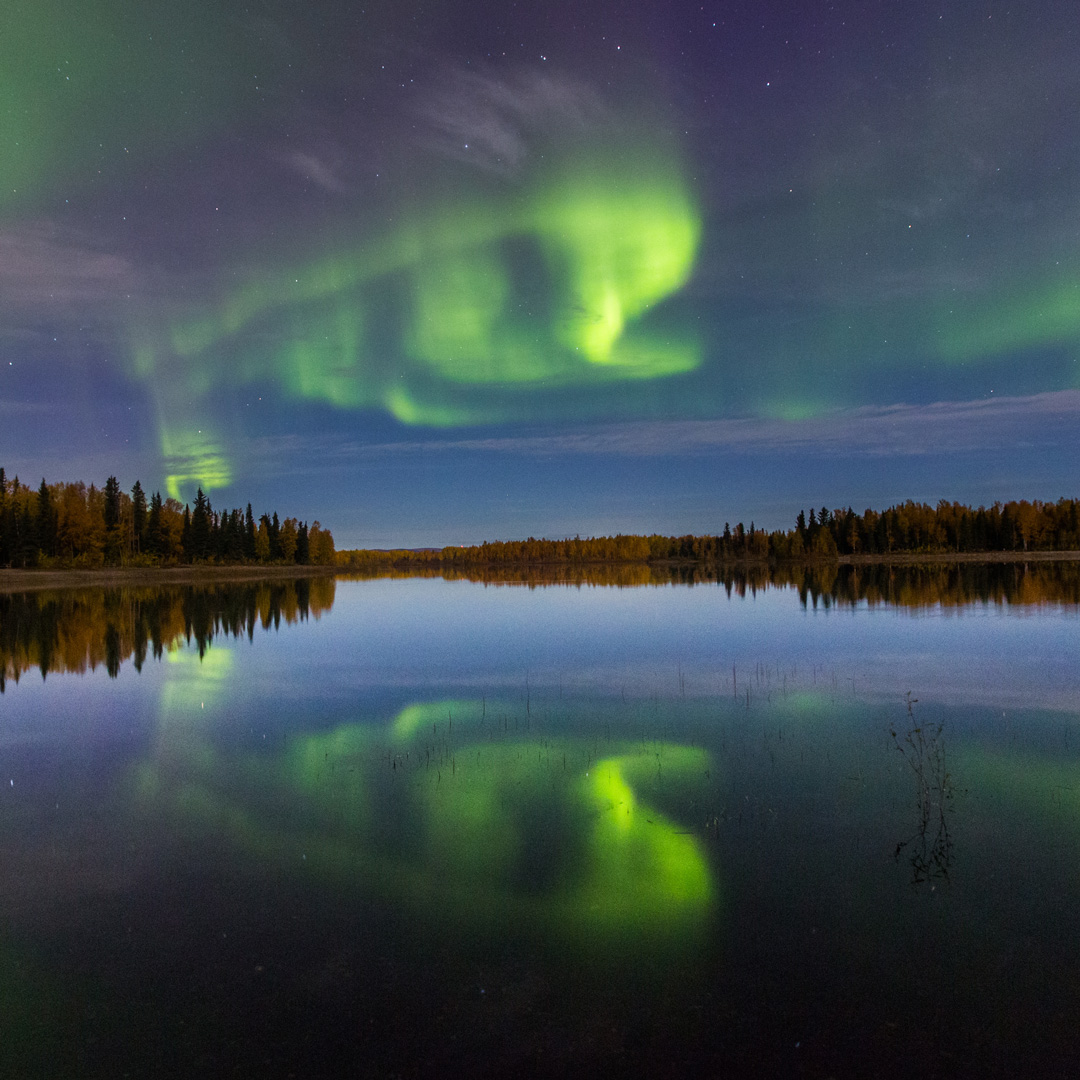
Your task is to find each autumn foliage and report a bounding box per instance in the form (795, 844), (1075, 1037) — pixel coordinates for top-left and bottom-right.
(338, 498), (1080, 571)
(0, 468), (335, 568)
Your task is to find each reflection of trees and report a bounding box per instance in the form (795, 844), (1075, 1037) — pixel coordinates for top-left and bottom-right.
(0, 579), (335, 690)
(343, 559), (1080, 607)
(340, 564), (667, 587)
(3, 561), (1076, 690)
(795, 561), (1080, 611)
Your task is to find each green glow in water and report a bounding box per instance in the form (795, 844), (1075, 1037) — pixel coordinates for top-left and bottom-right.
(135, 696), (717, 950)
(390, 701), (475, 740)
(962, 745), (1080, 823)
(577, 749), (713, 926)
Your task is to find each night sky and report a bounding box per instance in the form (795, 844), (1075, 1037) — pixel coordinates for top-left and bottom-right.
(3, 0), (1079, 547)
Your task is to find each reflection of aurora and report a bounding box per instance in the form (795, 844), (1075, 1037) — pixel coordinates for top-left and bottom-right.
(133, 689), (716, 950)
(132, 139), (701, 499)
(158, 645), (233, 715)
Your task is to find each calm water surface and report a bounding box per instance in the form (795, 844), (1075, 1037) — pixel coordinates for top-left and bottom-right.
(1, 570), (1078, 1078)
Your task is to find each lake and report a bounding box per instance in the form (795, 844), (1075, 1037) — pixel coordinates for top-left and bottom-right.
(2, 566), (1079, 1078)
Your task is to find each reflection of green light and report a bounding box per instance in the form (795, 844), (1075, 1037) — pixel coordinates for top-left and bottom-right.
(133, 698), (717, 951)
(284, 722), (375, 791)
(159, 646), (233, 716)
(135, 134), (702, 430)
(963, 746), (1080, 824)
(417, 747), (525, 887)
(390, 701), (474, 740)
(165, 645), (232, 678)
(773, 690), (835, 717)
(591, 756), (637, 830)
(580, 750), (713, 919)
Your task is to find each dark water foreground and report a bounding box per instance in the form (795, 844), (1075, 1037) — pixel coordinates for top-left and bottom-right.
(1, 569), (1078, 1078)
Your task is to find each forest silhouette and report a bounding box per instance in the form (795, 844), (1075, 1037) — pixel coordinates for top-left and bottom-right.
(339, 497), (1080, 571)
(4, 467), (1077, 577)
(0, 468), (334, 568)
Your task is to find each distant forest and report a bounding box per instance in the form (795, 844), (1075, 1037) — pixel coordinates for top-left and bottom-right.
(0, 468), (335, 569)
(340, 498), (1080, 569)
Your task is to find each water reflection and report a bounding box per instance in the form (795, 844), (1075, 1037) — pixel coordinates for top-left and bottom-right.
(133, 691), (716, 955)
(345, 558), (1080, 607)
(2, 562), (1077, 690)
(0, 578), (335, 689)
(2, 570), (1080, 1075)
(794, 559), (1080, 611)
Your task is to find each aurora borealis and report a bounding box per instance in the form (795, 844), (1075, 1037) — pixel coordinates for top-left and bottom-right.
(3, 0), (1079, 545)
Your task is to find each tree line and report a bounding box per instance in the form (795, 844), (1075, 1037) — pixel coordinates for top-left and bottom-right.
(0, 468), (335, 569)
(338, 497), (1080, 570)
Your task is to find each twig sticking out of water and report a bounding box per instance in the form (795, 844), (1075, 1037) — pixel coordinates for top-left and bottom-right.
(890, 692), (954, 885)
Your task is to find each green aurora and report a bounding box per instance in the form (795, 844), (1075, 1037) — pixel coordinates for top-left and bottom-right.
(3, 0), (1080, 530)
(131, 136), (702, 499)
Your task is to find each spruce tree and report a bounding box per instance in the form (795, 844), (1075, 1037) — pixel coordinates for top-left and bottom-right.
(189, 488), (211, 561)
(0, 468), (8, 566)
(244, 504), (256, 560)
(146, 491), (164, 556)
(17, 498), (35, 567)
(269, 512), (282, 561)
(296, 521), (310, 565)
(131, 481), (147, 554)
(181, 505), (192, 560)
(103, 476), (122, 565)
(103, 477), (121, 531)
(36, 479), (57, 559)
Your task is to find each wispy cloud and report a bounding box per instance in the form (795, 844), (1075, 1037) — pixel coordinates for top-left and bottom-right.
(277, 150), (351, 194)
(240, 391), (1080, 466)
(416, 68), (605, 177)
(0, 222), (145, 309)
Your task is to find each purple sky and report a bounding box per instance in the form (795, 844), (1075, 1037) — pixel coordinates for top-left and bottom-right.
(2, 0), (1078, 546)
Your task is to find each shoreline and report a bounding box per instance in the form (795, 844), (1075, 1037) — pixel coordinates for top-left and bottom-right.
(0, 564), (338, 594)
(3, 550), (1080, 593)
